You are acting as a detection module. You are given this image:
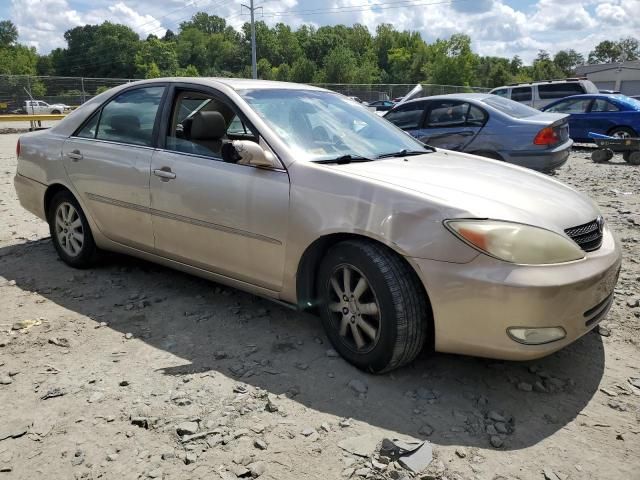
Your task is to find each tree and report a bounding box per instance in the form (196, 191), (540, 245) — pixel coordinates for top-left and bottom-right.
(135, 37), (178, 77)
(290, 58), (316, 83)
(0, 20), (18, 47)
(323, 46), (356, 83)
(588, 40), (622, 64)
(180, 13), (227, 35)
(553, 49), (584, 75)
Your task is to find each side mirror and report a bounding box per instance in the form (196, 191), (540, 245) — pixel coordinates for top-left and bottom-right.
(227, 140), (277, 168)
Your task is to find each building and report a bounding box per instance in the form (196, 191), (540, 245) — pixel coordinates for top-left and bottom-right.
(575, 61), (640, 95)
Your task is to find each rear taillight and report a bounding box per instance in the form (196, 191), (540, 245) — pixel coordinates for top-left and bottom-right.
(534, 127), (560, 146)
(16, 139), (20, 158)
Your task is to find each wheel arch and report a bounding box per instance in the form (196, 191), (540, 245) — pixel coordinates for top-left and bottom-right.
(607, 125), (637, 136)
(44, 183), (74, 220)
(295, 232), (434, 349)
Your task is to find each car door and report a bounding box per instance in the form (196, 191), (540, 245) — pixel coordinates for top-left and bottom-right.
(61, 85), (166, 250)
(544, 97), (593, 140)
(586, 98), (622, 136)
(149, 86), (290, 291)
(409, 100), (485, 150)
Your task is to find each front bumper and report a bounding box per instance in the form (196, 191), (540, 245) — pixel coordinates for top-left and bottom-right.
(411, 226), (621, 360)
(502, 139), (572, 172)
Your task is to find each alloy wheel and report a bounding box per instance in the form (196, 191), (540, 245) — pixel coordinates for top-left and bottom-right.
(327, 264), (381, 353)
(54, 201), (84, 257)
(612, 130), (631, 139)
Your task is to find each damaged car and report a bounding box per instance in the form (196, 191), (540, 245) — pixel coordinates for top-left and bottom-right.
(14, 78), (621, 372)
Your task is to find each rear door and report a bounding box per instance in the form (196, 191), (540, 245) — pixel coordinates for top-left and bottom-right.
(409, 100), (487, 150)
(585, 98), (622, 135)
(61, 85), (166, 250)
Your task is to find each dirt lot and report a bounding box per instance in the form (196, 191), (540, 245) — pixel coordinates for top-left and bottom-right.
(1, 132), (639, 480)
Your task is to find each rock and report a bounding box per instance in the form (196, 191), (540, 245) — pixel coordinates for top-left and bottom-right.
(354, 468), (371, 477)
(626, 298), (639, 308)
(233, 383), (249, 394)
(342, 467), (355, 477)
(106, 453), (119, 462)
(248, 461), (266, 477)
(131, 417), (149, 429)
(347, 379), (368, 394)
(339, 418), (352, 428)
(490, 435), (503, 448)
(88, 392), (104, 403)
(337, 434), (379, 457)
(488, 411), (505, 422)
(119, 380), (130, 387)
(184, 452), (197, 465)
(326, 348), (339, 357)
(229, 464), (250, 477)
(320, 422), (331, 432)
(418, 424), (434, 436)
(254, 438), (267, 450)
(455, 447), (467, 458)
(48, 337), (70, 348)
(265, 398), (279, 412)
(12, 319), (40, 330)
(486, 424), (498, 436)
(124, 333), (133, 340)
(517, 381), (533, 392)
(597, 325), (611, 337)
(301, 427), (316, 437)
(147, 468), (163, 478)
(534, 381), (548, 393)
(176, 421), (199, 436)
(214, 351), (229, 359)
(161, 451), (175, 460)
(294, 362), (309, 370)
(0, 375), (12, 385)
(233, 428), (250, 438)
(494, 422), (508, 434)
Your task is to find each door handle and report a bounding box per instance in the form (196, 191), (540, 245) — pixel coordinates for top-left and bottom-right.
(67, 150), (83, 161)
(153, 167), (176, 181)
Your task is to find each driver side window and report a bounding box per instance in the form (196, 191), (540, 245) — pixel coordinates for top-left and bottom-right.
(165, 91), (257, 159)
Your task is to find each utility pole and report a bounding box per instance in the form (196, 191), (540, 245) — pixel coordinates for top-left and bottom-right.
(241, 0), (261, 79)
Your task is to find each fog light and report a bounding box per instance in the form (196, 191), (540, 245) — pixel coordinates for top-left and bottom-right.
(507, 327), (566, 345)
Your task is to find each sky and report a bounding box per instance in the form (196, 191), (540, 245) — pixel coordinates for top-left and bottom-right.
(2, 0), (639, 63)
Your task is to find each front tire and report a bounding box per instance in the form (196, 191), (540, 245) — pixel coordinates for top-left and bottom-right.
(48, 191), (97, 268)
(317, 240), (430, 373)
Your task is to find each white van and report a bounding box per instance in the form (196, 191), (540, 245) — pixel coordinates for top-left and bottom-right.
(489, 79), (599, 109)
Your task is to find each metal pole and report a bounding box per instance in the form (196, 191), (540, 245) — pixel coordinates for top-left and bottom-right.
(250, 0), (257, 79)
(81, 77), (86, 104)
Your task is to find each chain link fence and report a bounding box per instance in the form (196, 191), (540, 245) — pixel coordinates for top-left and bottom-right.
(0, 75), (491, 114)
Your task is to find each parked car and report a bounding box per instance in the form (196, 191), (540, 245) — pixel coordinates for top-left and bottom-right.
(367, 100), (395, 111)
(14, 78), (621, 372)
(24, 100), (71, 115)
(383, 93), (572, 172)
(540, 94), (640, 142)
(490, 79), (599, 109)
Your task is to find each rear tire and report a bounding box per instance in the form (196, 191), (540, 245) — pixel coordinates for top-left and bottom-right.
(47, 190), (97, 268)
(51, 110), (61, 115)
(609, 126), (637, 139)
(317, 240), (430, 373)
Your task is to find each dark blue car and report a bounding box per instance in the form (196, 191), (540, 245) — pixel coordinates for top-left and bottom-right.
(541, 94), (640, 141)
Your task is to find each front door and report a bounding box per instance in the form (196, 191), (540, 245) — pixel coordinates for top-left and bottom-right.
(409, 100), (486, 151)
(61, 85), (166, 250)
(149, 87), (290, 291)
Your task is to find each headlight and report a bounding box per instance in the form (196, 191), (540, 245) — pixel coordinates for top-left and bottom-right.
(445, 219), (585, 265)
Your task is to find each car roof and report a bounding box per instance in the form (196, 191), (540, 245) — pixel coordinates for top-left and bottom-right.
(121, 77), (329, 92)
(399, 93), (492, 106)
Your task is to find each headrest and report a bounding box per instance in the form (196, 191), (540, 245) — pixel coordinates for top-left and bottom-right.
(189, 111), (227, 140)
(110, 114), (140, 133)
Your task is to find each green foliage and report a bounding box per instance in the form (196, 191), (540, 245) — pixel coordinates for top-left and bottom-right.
(7, 11), (639, 92)
(0, 20), (18, 47)
(96, 86), (110, 94)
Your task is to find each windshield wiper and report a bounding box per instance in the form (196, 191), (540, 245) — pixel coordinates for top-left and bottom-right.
(376, 148), (434, 159)
(312, 154), (374, 165)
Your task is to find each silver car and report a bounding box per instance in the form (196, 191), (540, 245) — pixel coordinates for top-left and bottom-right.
(14, 78), (622, 373)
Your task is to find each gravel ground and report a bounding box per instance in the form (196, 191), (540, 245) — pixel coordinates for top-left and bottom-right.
(0, 133), (639, 480)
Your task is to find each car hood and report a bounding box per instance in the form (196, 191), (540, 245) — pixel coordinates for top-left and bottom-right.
(332, 150), (600, 232)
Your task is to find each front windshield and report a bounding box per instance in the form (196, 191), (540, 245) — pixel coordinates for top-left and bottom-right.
(482, 95), (539, 118)
(239, 88), (429, 161)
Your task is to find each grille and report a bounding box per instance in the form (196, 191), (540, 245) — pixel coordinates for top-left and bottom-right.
(564, 218), (603, 252)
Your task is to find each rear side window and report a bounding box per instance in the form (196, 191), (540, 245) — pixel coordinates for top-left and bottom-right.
(511, 87), (532, 102)
(591, 99), (620, 112)
(425, 101), (487, 127)
(538, 83), (584, 99)
(384, 102), (425, 130)
(492, 89), (509, 98)
(545, 98), (592, 114)
(95, 87), (165, 146)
